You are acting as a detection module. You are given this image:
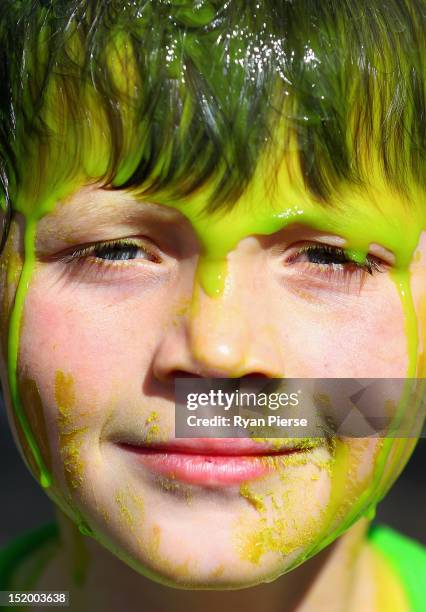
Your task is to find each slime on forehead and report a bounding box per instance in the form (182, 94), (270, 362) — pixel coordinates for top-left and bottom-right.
(0, 6), (424, 584)
(4, 65), (426, 566)
(7, 156), (426, 487)
(6, 3), (425, 391)
(3, 172), (426, 573)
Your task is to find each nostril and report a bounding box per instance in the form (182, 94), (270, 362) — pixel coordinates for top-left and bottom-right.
(172, 372), (273, 381)
(171, 370), (203, 379)
(240, 373), (271, 381)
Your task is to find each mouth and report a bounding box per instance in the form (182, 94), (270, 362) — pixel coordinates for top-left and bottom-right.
(114, 438), (318, 487)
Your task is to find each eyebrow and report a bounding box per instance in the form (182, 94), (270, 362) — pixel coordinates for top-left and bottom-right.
(34, 190), (186, 252)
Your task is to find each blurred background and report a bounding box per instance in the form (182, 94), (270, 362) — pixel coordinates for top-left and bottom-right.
(1, 393), (425, 547)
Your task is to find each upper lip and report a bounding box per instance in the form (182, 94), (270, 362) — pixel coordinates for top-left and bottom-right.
(115, 438), (315, 455)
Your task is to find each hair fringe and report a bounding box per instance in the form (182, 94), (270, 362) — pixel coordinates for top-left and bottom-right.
(0, 0), (424, 237)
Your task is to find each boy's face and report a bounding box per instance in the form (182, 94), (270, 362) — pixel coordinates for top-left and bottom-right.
(0, 153), (425, 587)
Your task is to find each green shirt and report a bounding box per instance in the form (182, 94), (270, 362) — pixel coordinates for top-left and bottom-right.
(368, 524), (426, 611)
(0, 522), (59, 592)
(0, 522), (425, 609)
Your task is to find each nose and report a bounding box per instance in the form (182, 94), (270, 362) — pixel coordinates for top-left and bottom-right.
(152, 275), (283, 381)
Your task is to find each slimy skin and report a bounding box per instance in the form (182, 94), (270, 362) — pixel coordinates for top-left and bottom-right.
(0, 0), (425, 596)
(3, 157), (425, 583)
(6, 145), (426, 477)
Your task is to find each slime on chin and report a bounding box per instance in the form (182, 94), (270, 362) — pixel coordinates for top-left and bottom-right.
(5, 168), (426, 569)
(2, 3), (426, 580)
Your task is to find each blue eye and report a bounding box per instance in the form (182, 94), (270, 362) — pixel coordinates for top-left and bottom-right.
(303, 246), (349, 265)
(61, 239), (161, 265)
(92, 242), (142, 261)
(291, 245), (384, 275)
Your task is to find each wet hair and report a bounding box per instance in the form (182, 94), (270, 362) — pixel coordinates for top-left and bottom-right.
(0, 0), (424, 252)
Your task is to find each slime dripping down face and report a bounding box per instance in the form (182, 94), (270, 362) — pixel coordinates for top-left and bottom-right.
(0, 161), (425, 587)
(0, 0), (425, 588)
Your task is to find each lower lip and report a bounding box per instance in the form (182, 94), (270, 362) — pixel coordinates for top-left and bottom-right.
(117, 444), (307, 486)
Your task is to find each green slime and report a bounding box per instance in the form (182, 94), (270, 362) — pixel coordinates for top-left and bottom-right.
(3, 110), (426, 572)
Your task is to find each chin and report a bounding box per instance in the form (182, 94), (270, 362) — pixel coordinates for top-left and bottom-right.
(97, 534), (302, 591)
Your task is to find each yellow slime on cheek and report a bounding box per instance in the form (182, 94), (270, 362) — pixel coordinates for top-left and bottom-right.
(174, 172), (425, 565)
(115, 487), (144, 531)
(55, 369), (88, 490)
(144, 410), (167, 444)
(6, 180), (83, 488)
(4, 145), (426, 576)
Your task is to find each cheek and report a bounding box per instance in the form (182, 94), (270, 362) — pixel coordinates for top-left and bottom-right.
(270, 282), (407, 377)
(16, 272), (175, 482)
(19, 273), (166, 398)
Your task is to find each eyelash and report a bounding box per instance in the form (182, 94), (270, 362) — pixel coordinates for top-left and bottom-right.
(58, 239), (386, 284)
(286, 244), (385, 275)
(60, 239), (160, 267)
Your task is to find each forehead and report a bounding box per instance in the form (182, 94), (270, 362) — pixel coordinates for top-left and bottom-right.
(32, 156), (425, 271)
(34, 187), (187, 252)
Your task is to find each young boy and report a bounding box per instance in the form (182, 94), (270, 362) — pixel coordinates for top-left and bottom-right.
(0, 1), (425, 610)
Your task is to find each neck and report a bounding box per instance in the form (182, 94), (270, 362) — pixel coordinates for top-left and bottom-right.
(38, 512), (375, 612)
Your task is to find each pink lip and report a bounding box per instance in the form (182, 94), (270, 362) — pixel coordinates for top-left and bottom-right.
(117, 438), (312, 487)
